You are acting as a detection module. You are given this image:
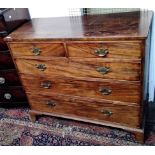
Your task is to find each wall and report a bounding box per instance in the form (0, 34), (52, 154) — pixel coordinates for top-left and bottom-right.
(29, 8), (70, 18)
(149, 13), (155, 101)
(88, 8), (140, 14)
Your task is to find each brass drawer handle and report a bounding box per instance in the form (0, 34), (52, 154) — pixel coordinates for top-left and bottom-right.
(101, 109), (113, 116)
(0, 77), (5, 84)
(31, 47), (41, 55)
(96, 67), (110, 74)
(99, 88), (112, 95)
(35, 64), (46, 71)
(95, 49), (109, 57)
(45, 100), (56, 107)
(41, 81), (51, 89)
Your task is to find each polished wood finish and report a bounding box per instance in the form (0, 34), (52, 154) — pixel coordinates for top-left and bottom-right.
(9, 41), (143, 59)
(30, 108), (145, 143)
(9, 43), (66, 57)
(27, 93), (141, 128)
(21, 74), (141, 104)
(67, 42), (143, 59)
(6, 11), (153, 143)
(5, 11), (152, 41)
(15, 57), (141, 81)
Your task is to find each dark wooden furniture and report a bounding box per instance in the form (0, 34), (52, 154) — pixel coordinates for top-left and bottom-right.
(0, 8), (30, 107)
(5, 11), (153, 143)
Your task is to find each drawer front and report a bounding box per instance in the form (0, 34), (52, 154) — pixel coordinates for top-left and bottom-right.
(0, 51), (15, 69)
(67, 42), (142, 59)
(9, 43), (66, 57)
(0, 70), (21, 86)
(27, 93), (141, 128)
(21, 75), (141, 104)
(0, 87), (27, 102)
(15, 58), (141, 81)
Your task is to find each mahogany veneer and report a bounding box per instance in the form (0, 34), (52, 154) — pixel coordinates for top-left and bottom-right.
(5, 11), (153, 143)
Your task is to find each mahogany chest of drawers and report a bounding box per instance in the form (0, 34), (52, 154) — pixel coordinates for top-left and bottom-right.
(5, 11), (153, 143)
(0, 8), (30, 107)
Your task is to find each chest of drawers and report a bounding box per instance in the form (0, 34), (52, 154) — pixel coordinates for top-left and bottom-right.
(5, 11), (153, 143)
(0, 8), (30, 107)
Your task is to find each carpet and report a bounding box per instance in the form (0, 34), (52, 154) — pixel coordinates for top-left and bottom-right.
(0, 108), (155, 146)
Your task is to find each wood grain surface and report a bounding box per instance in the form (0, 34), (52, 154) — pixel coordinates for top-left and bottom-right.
(14, 57), (141, 81)
(20, 74), (141, 104)
(27, 93), (141, 128)
(67, 42), (143, 59)
(4, 11), (153, 42)
(9, 43), (66, 57)
(5, 11), (153, 143)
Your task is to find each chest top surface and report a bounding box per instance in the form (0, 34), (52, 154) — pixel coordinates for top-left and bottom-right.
(5, 11), (153, 42)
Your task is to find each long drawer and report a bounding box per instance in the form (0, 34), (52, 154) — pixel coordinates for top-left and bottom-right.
(15, 58), (141, 81)
(20, 74), (141, 104)
(0, 70), (21, 86)
(67, 42), (142, 59)
(27, 93), (141, 128)
(0, 87), (27, 102)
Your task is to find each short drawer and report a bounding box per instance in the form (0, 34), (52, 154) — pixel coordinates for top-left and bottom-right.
(15, 58), (141, 81)
(21, 74), (141, 104)
(0, 70), (21, 86)
(28, 93), (141, 128)
(67, 42), (143, 59)
(0, 87), (27, 102)
(0, 50), (15, 69)
(9, 43), (66, 57)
